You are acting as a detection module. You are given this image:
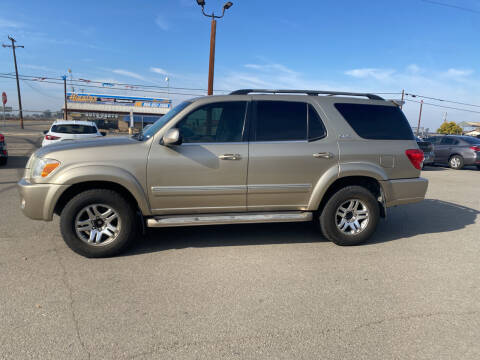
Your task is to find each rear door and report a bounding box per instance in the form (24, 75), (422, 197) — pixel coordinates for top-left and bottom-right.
(247, 99), (338, 211)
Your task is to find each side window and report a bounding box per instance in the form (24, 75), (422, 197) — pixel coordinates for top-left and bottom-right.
(177, 102), (247, 143)
(335, 103), (414, 140)
(255, 101), (307, 141)
(308, 104), (327, 141)
(441, 137), (455, 145)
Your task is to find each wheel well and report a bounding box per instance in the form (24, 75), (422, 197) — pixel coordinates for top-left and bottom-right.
(54, 181), (139, 216)
(318, 176), (385, 217)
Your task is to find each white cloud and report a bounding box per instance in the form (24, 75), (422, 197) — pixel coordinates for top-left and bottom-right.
(0, 18), (24, 28)
(150, 67), (168, 75)
(155, 15), (169, 30)
(442, 68), (474, 77)
(345, 68), (395, 80)
(112, 69), (145, 80)
(406, 64), (422, 74)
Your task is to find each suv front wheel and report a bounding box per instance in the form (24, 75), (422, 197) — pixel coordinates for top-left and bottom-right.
(319, 186), (380, 246)
(60, 189), (137, 257)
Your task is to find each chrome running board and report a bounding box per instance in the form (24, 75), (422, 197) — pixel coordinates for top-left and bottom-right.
(146, 211), (312, 228)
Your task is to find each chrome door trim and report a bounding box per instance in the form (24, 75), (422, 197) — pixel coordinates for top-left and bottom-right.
(248, 183), (312, 194)
(151, 185), (247, 196)
(181, 142), (248, 146)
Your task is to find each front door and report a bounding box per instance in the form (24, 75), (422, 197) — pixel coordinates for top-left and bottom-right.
(247, 100), (338, 211)
(147, 101), (249, 214)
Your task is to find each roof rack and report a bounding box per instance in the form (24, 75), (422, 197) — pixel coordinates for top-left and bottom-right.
(229, 89), (384, 100)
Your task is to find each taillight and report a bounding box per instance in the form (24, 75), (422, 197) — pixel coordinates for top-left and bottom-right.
(470, 146), (480, 152)
(406, 149), (424, 170)
(0, 134), (4, 142)
(45, 135), (60, 140)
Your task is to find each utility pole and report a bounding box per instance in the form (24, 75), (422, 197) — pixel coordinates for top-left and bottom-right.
(62, 76), (68, 120)
(2, 36), (24, 129)
(400, 89), (405, 110)
(416, 100), (423, 137)
(196, 1), (233, 95)
(207, 18), (216, 96)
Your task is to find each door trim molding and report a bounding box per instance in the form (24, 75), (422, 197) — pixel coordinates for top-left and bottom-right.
(248, 183), (312, 194)
(151, 185), (247, 196)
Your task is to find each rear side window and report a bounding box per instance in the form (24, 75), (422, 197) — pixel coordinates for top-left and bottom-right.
(255, 101), (307, 141)
(334, 103), (414, 140)
(52, 124), (97, 134)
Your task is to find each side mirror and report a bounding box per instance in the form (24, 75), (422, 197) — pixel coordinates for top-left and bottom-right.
(162, 128), (182, 146)
(100, 131), (107, 137)
(43, 130), (48, 135)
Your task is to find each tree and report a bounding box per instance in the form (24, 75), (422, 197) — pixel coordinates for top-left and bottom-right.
(437, 121), (462, 135)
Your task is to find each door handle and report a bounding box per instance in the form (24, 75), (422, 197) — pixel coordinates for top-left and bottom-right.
(313, 152), (334, 159)
(219, 153), (241, 160)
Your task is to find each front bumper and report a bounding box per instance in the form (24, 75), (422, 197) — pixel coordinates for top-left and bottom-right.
(381, 177), (428, 207)
(17, 178), (68, 221)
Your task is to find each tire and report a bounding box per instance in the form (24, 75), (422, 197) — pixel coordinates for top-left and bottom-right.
(449, 155), (464, 170)
(60, 189), (137, 258)
(476, 165), (480, 170)
(319, 186), (380, 246)
(0, 157), (6, 166)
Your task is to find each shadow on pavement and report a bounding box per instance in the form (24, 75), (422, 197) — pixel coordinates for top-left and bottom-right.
(2, 155), (29, 170)
(123, 199), (479, 256)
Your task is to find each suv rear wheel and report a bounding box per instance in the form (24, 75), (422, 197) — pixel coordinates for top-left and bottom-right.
(319, 186), (379, 246)
(449, 155), (464, 170)
(60, 189), (137, 257)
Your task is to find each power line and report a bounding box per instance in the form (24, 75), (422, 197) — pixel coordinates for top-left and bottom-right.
(421, 0), (480, 14)
(405, 92), (480, 109)
(405, 99), (480, 114)
(0, 72), (229, 93)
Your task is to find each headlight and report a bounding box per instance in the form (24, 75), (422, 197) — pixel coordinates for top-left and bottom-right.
(32, 158), (61, 178)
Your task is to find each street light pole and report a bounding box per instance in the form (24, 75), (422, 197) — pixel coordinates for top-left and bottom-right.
(197, 1), (233, 96)
(2, 36), (24, 129)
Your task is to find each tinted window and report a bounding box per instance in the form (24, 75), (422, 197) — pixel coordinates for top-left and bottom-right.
(255, 101), (307, 141)
(425, 137), (441, 144)
(51, 124), (97, 134)
(334, 103), (414, 140)
(141, 101), (191, 140)
(441, 137), (455, 145)
(308, 105), (327, 141)
(177, 102), (246, 143)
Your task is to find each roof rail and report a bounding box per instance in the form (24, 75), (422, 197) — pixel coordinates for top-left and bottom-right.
(229, 89), (384, 100)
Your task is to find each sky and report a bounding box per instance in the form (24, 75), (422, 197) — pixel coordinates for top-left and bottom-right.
(1, 0), (480, 130)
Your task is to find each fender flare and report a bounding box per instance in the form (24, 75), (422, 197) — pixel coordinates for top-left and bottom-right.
(307, 162), (388, 211)
(52, 165), (151, 215)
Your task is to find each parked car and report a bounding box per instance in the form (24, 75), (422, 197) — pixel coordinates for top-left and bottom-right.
(416, 137), (434, 168)
(19, 89), (428, 257)
(424, 135), (480, 170)
(42, 120), (106, 147)
(0, 132), (7, 166)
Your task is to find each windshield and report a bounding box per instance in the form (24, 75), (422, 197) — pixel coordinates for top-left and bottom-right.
(139, 101), (192, 140)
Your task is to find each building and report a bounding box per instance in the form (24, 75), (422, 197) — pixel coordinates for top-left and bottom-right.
(63, 93), (171, 130)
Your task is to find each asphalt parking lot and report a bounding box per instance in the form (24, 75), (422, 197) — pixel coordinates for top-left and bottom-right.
(1, 129), (479, 360)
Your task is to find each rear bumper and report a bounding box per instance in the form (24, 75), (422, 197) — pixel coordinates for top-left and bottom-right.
(17, 178), (68, 221)
(381, 177), (428, 207)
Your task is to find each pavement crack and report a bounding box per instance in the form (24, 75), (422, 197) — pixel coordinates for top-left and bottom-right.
(51, 241), (91, 360)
